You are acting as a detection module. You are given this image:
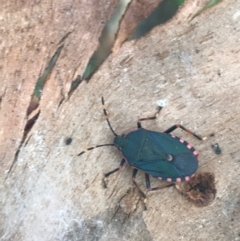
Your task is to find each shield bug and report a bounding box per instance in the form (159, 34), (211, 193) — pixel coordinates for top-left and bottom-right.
(78, 97), (206, 204)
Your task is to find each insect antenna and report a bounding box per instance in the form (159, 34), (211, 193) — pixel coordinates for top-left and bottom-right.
(102, 97), (118, 136)
(78, 97), (118, 156)
(77, 144), (115, 156)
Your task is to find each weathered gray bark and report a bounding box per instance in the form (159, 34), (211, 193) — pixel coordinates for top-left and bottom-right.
(1, 0), (240, 240)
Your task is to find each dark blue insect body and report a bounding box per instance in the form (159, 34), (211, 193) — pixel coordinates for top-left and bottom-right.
(78, 97), (204, 202)
(114, 129), (199, 182)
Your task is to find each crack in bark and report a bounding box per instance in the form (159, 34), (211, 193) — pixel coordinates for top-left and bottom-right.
(26, 44), (64, 116)
(0, 87), (7, 111)
(79, 0), (132, 82)
(4, 35), (72, 181)
(5, 111), (41, 181)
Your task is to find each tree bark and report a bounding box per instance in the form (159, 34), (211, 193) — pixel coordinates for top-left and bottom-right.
(1, 0), (240, 240)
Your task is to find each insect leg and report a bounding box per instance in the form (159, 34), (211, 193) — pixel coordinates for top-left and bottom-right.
(103, 158), (125, 188)
(145, 173), (174, 192)
(145, 174), (151, 189)
(164, 124), (206, 141)
(132, 169), (148, 210)
(137, 106), (162, 129)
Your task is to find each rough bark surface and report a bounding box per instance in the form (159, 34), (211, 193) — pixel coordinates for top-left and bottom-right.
(1, 0), (240, 240)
